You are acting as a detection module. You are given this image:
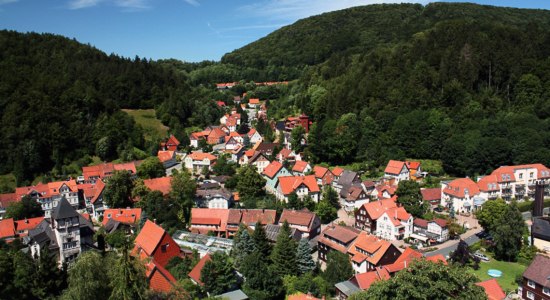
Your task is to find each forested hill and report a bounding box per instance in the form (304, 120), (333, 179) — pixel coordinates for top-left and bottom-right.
(220, 2), (550, 177)
(222, 2), (550, 70)
(0, 30), (213, 185)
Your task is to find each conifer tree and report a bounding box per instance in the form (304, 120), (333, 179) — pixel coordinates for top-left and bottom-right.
(201, 252), (238, 296)
(296, 238), (316, 275)
(232, 224), (254, 268)
(252, 221), (271, 257)
(32, 246), (67, 299)
(109, 246), (147, 300)
(271, 221), (298, 277)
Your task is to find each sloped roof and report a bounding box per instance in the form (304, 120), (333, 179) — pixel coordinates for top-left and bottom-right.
(134, 220), (165, 256)
(443, 178), (480, 198)
(477, 175), (499, 192)
(384, 160), (407, 175)
(0, 218), (16, 239)
(406, 161), (421, 170)
(476, 279), (506, 300)
(292, 161), (310, 173)
(146, 260), (177, 292)
(332, 167), (344, 177)
(278, 175), (319, 195)
(381, 207), (411, 226)
(287, 292), (321, 300)
(262, 161), (283, 179)
(190, 208), (229, 232)
(0, 193), (17, 209)
(188, 254), (212, 286)
(322, 224), (361, 245)
(353, 267), (391, 290)
(279, 209), (317, 227)
(523, 254), (550, 288)
(361, 198), (398, 220)
(52, 197), (79, 220)
(143, 176), (172, 196)
(420, 188), (441, 201)
(348, 232), (394, 265)
(166, 135), (180, 146)
(188, 152), (217, 161)
(102, 208), (142, 226)
(157, 151), (175, 163)
(14, 216), (45, 232)
(227, 209), (277, 226)
(313, 166), (329, 179)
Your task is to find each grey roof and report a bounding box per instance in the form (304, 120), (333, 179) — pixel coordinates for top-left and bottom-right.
(275, 121), (285, 131)
(337, 170), (359, 187)
(28, 219), (57, 248)
(215, 289), (248, 300)
(523, 255), (550, 288)
(264, 224), (302, 243)
(51, 197), (79, 220)
(196, 189), (232, 200)
(335, 280), (361, 296)
(532, 217), (550, 241)
(200, 182), (221, 190)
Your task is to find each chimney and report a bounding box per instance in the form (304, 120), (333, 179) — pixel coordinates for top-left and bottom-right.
(534, 181), (545, 217)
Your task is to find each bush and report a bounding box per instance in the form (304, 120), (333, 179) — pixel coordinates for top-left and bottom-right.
(517, 199), (550, 212)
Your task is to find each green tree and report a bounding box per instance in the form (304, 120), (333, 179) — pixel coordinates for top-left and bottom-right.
(449, 240), (478, 269)
(322, 185), (340, 209)
(322, 251), (353, 289)
(395, 180), (427, 218)
(236, 164), (266, 201)
(62, 251), (112, 300)
(141, 190), (181, 230)
(493, 201), (526, 261)
(241, 252), (283, 300)
(109, 246), (147, 300)
(169, 169), (196, 224)
(315, 199), (337, 224)
(283, 273), (330, 299)
(290, 125), (306, 153)
(103, 170), (134, 208)
(296, 238), (316, 275)
(350, 260), (486, 300)
(0, 248), (14, 298)
(212, 154), (237, 176)
(287, 192), (303, 210)
(252, 221), (271, 257)
(231, 224), (254, 268)
(200, 252), (238, 296)
(136, 156), (165, 179)
(165, 253), (199, 281)
(12, 251), (35, 299)
(32, 245), (67, 299)
(271, 221), (298, 277)
(5, 195), (43, 220)
(475, 199), (507, 233)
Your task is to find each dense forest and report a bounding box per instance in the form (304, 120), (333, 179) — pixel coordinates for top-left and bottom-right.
(222, 3), (550, 176)
(0, 30), (221, 185)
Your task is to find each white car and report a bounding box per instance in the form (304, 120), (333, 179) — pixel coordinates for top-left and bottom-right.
(473, 251), (490, 262)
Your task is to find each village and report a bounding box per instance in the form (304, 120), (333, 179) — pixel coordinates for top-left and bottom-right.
(0, 80), (549, 300)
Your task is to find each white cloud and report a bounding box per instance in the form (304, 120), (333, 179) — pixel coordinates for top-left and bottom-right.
(0, 0), (18, 5)
(239, 0), (429, 21)
(116, 0), (150, 10)
(183, 0), (199, 7)
(68, 0), (102, 9)
(67, 0), (150, 10)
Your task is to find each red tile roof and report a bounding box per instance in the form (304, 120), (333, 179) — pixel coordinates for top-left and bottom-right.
(413, 218), (429, 229)
(287, 292), (321, 300)
(348, 232), (393, 265)
(0, 218), (16, 239)
(143, 177), (172, 196)
(146, 261), (177, 292)
(332, 167), (344, 177)
(476, 279), (506, 300)
(102, 208), (142, 226)
(384, 160), (407, 175)
(353, 267), (391, 290)
(420, 188), (441, 201)
(313, 165), (329, 179)
(322, 224), (361, 245)
(406, 161), (421, 170)
(249, 98), (260, 104)
(227, 209), (277, 226)
(188, 152), (217, 161)
(443, 178), (480, 198)
(14, 217), (44, 232)
(0, 193), (17, 209)
(188, 254), (211, 286)
(157, 151), (175, 163)
(278, 175), (320, 195)
(279, 209), (317, 227)
(292, 161), (310, 173)
(262, 161), (283, 179)
(361, 198), (398, 221)
(190, 208), (229, 232)
(134, 220), (165, 257)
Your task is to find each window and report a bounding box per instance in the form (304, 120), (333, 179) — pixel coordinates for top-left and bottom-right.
(530, 172), (534, 178)
(519, 173), (523, 179)
(528, 280), (535, 288)
(543, 287), (550, 296)
(526, 291), (534, 300)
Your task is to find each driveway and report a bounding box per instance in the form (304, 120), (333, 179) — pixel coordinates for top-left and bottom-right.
(425, 231), (480, 258)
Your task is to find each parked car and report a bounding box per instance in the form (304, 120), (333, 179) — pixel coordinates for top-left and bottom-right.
(476, 231), (489, 239)
(473, 251), (490, 262)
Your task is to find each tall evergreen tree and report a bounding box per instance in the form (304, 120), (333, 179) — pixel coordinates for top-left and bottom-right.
(322, 251), (353, 289)
(493, 201), (526, 261)
(32, 247), (67, 299)
(200, 252), (238, 296)
(252, 221), (271, 257)
(109, 246), (147, 300)
(241, 252), (283, 300)
(322, 185), (340, 209)
(296, 238), (316, 275)
(232, 224), (254, 268)
(0, 248), (15, 299)
(395, 180), (428, 218)
(271, 221), (298, 277)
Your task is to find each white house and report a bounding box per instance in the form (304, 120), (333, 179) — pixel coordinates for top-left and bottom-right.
(276, 175), (321, 203)
(375, 206), (413, 241)
(384, 160), (410, 183)
(441, 178), (481, 213)
(184, 152), (217, 174)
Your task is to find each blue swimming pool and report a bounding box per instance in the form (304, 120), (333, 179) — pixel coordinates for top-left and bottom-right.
(487, 269), (502, 278)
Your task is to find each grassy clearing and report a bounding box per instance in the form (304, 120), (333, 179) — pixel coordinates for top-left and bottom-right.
(0, 173), (16, 193)
(122, 109), (168, 140)
(470, 253), (526, 293)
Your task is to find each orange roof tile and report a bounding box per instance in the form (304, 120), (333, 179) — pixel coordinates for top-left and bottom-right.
(279, 209), (317, 227)
(190, 208), (229, 232)
(405, 161), (421, 170)
(443, 178), (480, 198)
(188, 254), (211, 286)
(353, 268), (391, 290)
(292, 161), (309, 173)
(384, 160), (407, 175)
(157, 151), (175, 163)
(102, 208), (142, 226)
(278, 175), (320, 195)
(382, 207), (411, 226)
(249, 98), (260, 104)
(476, 279), (506, 300)
(348, 232), (393, 265)
(134, 220), (166, 256)
(287, 292), (321, 300)
(143, 177), (172, 196)
(188, 152), (217, 161)
(0, 218), (16, 239)
(420, 188), (441, 201)
(14, 217), (44, 232)
(262, 161), (283, 179)
(332, 167), (344, 177)
(146, 261), (177, 292)
(313, 165), (329, 179)
(361, 198), (398, 220)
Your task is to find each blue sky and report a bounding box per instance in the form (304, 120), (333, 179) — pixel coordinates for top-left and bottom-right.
(1, 0), (549, 62)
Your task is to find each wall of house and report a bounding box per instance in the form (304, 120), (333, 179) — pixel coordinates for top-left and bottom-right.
(533, 238), (550, 254)
(151, 233), (181, 267)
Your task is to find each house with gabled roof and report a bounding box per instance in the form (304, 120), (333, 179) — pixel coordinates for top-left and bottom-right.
(262, 161), (291, 194)
(157, 150), (177, 168)
(292, 161), (312, 176)
(226, 209), (277, 237)
(102, 208), (142, 234)
(276, 175), (320, 203)
(0, 218), (16, 239)
(384, 160), (410, 183)
(248, 98), (260, 109)
(354, 197), (398, 234)
(14, 179), (80, 219)
(79, 179), (106, 219)
(317, 224), (361, 262)
(420, 187), (442, 209)
(278, 209), (321, 239)
(441, 178), (481, 213)
(519, 254), (550, 300)
(405, 161), (422, 180)
(375, 206), (413, 241)
(347, 232), (401, 273)
(342, 185), (370, 212)
(490, 163), (550, 200)
(335, 267), (390, 299)
(190, 208), (230, 237)
(313, 166), (334, 186)
(184, 152), (217, 174)
(335, 170), (361, 196)
(248, 151), (270, 174)
(412, 218), (449, 244)
(160, 135), (180, 152)
(134, 220), (182, 268)
(145, 260), (178, 293)
(143, 176), (172, 196)
(189, 253), (212, 286)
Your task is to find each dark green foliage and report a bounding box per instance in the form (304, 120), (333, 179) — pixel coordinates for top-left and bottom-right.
(140, 190), (181, 230)
(62, 251), (112, 300)
(231, 224), (254, 269)
(493, 201), (526, 261)
(271, 221), (298, 277)
(287, 192), (303, 210)
(200, 252), (238, 296)
(169, 169), (196, 224)
(350, 260), (486, 300)
(105, 230), (131, 249)
(283, 273), (331, 299)
(108, 246), (147, 300)
(5, 195), (43, 220)
(236, 165), (266, 204)
(395, 180), (428, 218)
(103, 170), (135, 209)
(475, 199), (507, 233)
(449, 240), (478, 268)
(296, 238), (316, 275)
(252, 221), (272, 258)
(212, 154), (237, 176)
(322, 185), (340, 210)
(315, 199), (337, 224)
(240, 252), (284, 300)
(136, 157), (165, 179)
(290, 125), (306, 153)
(322, 251), (353, 289)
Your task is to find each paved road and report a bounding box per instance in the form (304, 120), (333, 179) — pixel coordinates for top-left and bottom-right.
(425, 234), (480, 258)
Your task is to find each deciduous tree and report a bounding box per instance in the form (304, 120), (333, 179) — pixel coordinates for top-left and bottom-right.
(136, 156), (165, 179)
(103, 170), (134, 208)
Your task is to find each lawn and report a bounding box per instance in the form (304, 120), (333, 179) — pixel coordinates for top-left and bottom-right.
(470, 253), (527, 293)
(122, 109), (168, 140)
